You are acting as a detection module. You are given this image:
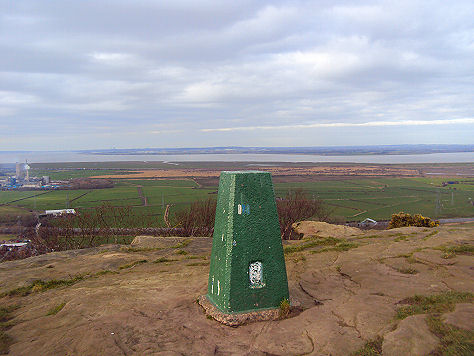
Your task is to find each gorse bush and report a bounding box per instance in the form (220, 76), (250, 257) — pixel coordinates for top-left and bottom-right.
(388, 212), (439, 229)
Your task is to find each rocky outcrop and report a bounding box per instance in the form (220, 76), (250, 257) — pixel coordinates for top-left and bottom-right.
(0, 223), (472, 355)
(442, 303), (474, 330)
(292, 220), (363, 238)
(382, 315), (439, 356)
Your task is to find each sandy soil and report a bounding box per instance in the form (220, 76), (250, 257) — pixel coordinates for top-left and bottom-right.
(0, 223), (473, 355)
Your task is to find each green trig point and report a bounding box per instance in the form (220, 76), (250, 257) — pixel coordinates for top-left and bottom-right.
(199, 171), (289, 325)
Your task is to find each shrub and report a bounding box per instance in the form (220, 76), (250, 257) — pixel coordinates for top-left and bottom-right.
(2, 203), (192, 262)
(172, 198), (216, 236)
(69, 178), (114, 189)
(174, 190), (330, 240)
(277, 189), (329, 240)
(388, 212), (439, 229)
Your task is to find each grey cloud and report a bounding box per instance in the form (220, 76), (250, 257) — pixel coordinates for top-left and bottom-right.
(0, 0), (473, 150)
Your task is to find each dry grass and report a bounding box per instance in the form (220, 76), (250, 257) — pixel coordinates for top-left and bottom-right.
(279, 299), (290, 319)
(351, 335), (383, 356)
(396, 267), (418, 274)
(118, 259), (148, 270)
(426, 315), (474, 355)
(396, 291), (473, 319)
(46, 302), (66, 316)
(283, 236), (339, 253)
(0, 305), (18, 354)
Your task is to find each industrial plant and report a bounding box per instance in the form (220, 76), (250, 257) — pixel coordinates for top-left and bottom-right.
(0, 161), (54, 190)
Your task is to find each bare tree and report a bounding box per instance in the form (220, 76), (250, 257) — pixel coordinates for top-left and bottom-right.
(277, 189), (329, 240)
(173, 198), (216, 236)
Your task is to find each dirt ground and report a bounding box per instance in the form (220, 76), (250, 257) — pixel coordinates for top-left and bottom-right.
(0, 223), (473, 355)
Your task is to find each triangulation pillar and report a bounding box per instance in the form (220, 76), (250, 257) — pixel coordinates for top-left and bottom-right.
(199, 171), (289, 325)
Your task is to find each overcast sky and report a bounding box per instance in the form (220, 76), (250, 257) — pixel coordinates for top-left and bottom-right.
(1, 0), (473, 150)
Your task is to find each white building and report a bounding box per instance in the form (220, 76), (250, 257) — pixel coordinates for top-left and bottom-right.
(359, 218), (377, 228)
(44, 209), (76, 216)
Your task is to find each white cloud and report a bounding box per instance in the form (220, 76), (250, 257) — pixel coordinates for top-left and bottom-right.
(90, 52), (129, 62)
(0, 91), (39, 105)
(150, 129), (182, 134)
(0, 0), (473, 149)
(225, 5), (299, 40)
(201, 118), (474, 132)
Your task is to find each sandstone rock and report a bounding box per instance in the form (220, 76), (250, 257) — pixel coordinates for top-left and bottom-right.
(252, 307), (364, 356)
(333, 294), (396, 340)
(292, 221), (363, 238)
(130, 236), (185, 248)
(442, 303), (474, 330)
(382, 315), (439, 356)
(385, 226), (426, 234)
(412, 250), (457, 266)
(2, 223), (472, 355)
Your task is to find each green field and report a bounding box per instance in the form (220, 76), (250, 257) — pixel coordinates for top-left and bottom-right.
(0, 234), (17, 241)
(274, 177), (474, 221)
(0, 191), (41, 205)
(1, 167), (473, 225)
(0, 178), (217, 227)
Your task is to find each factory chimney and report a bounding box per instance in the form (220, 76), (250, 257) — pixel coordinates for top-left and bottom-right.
(25, 160), (30, 182)
(16, 162), (21, 179)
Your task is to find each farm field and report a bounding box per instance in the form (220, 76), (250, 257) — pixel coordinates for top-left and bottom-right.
(274, 177), (474, 221)
(1, 163), (473, 225)
(0, 178), (217, 227)
(0, 234), (16, 241)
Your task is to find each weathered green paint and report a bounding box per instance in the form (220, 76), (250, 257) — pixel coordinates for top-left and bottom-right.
(206, 171), (289, 314)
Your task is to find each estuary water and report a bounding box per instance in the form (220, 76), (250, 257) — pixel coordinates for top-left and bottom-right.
(0, 151), (473, 164)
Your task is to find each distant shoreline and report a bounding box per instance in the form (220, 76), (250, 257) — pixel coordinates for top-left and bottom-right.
(1, 153), (474, 166)
(87, 151), (474, 157)
(79, 144), (474, 157)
